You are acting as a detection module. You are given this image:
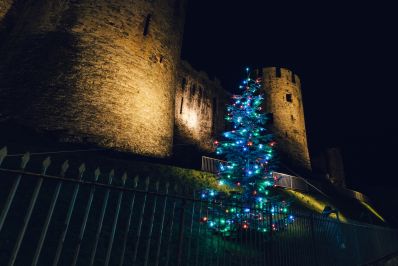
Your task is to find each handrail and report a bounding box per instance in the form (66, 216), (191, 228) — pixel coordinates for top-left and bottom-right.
(201, 156), (372, 204)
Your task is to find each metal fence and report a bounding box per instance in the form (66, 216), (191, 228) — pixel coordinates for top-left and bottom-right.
(0, 148), (398, 266)
(202, 156), (372, 204)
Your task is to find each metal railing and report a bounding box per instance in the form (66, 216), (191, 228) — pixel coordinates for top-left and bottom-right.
(202, 156), (372, 204)
(0, 148), (397, 265)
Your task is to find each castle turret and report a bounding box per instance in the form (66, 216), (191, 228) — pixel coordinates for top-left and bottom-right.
(0, 0), (186, 157)
(260, 67), (311, 172)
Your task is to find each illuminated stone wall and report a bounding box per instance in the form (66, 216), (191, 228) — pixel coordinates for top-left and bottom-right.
(0, 0), (13, 22)
(0, 0), (186, 157)
(175, 61), (229, 151)
(261, 67), (312, 171)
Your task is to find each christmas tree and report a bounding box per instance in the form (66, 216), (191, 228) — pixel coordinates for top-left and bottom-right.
(200, 68), (293, 236)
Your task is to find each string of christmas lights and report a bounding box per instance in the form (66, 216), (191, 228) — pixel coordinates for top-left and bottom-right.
(200, 68), (294, 236)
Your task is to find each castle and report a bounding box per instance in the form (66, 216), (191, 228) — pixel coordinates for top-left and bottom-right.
(0, 0), (311, 173)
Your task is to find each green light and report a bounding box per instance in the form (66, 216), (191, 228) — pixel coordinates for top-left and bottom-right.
(220, 218), (226, 225)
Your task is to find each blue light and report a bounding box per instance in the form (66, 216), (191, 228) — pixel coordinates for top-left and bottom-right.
(201, 193), (206, 198)
(244, 208), (250, 213)
(210, 191), (215, 197)
(246, 67), (249, 72)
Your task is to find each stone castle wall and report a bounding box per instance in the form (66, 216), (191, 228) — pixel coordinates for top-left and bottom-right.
(174, 61), (229, 151)
(0, 0), (13, 22)
(0, 2), (314, 171)
(0, 0), (186, 157)
(262, 67), (312, 171)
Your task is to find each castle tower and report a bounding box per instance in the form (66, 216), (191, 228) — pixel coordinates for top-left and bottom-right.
(260, 67), (311, 172)
(0, 0), (186, 157)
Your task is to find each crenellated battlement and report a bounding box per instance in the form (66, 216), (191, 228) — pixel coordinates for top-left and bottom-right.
(263, 67), (301, 88)
(0, 1), (311, 173)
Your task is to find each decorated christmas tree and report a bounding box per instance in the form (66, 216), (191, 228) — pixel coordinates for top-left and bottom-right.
(200, 68), (293, 236)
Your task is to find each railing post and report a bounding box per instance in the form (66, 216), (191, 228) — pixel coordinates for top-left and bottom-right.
(310, 213), (319, 265)
(89, 169), (114, 266)
(132, 177), (150, 266)
(53, 163), (85, 266)
(104, 172), (127, 266)
(32, 160), (69, 266)
(71, 167), (101, 266)
(154, 182), (170, 266)
(165, 185), (178, 266)
(176, 198), (187, 266)
(0, 151), (29, 233)
(269, 205), (273, 266)
(8, 156), (50, 266)
(119, 176), (139, 266)
(143, 181), (160, 266)
(185, 190), (196, 265)
(0, 146), (7, 166)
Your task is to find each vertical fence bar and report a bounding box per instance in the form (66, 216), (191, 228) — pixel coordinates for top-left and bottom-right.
(89, 169), (114, 266)
(32, 160), (69, 266)
(268, 204), (274, 265)
(176, 198), (187, 266)
(186, 191), (196, 265)
(154, 182), (170, 266)
(71, 167), (101, 266)
(239, 204), (243, 266)
(194, 196), (203, 266)
(0, 151), (30, 233)
(8, 156), (51, 266)
(208, 201), (214, 266)
(119, 176), (139, 266)
(310, 213), (319, 266)
(202, 201), (209, 266)
(132, 177), (150, 266)
(143, 181), (160, 266)
(0, 146), (7, 166)
(104, 172), (127, 266)
(52, 163), (85, 266)
(165, 185), (178, 266)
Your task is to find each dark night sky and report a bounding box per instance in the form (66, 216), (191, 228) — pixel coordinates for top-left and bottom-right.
(181, 0), (398, 215)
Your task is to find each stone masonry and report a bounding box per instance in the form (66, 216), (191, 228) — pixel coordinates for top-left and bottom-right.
(175, 61), (228, 151)
(0, 1), (312, 172)
(261, 67), (312, 171)
(0, 0), (186, 157)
